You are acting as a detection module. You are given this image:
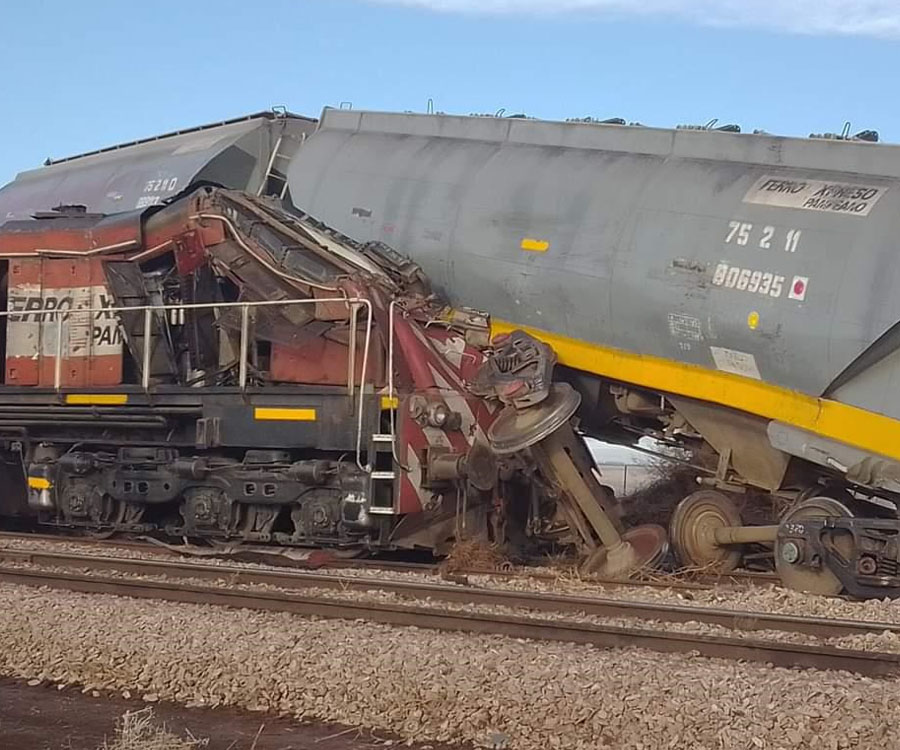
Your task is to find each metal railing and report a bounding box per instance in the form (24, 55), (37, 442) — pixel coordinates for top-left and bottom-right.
(0, 297), (374, 472)
(387, 299), (400, 461)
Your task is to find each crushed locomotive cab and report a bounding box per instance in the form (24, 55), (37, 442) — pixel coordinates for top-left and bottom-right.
(0, 186), (658, 573)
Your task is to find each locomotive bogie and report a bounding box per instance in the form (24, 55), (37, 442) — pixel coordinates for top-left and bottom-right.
(23, 439), (384, 547)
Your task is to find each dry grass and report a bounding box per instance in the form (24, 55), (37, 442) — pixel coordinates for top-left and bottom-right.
(616, 462), (699, 527)
(541, 554), (735, 589)
(440, 538), (510, 574)
(99, 709), (205, 750)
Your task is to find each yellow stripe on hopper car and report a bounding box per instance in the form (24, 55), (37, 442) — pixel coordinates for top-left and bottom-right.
(491, 319), (900, 464)
(27, 477), (50, 490)
(253, 407), (317, 422)
(65, 394), (128, 405)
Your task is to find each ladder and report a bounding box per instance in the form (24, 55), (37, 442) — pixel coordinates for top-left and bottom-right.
(369, 433), (397, 515)
(369, 301), (401, 515)
(256, 130), (295, 199)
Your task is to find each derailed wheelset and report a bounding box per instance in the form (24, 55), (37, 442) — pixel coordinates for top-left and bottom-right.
(666, 489), (900, 597)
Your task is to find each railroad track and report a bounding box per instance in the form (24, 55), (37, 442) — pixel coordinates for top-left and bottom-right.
(0, 530), (441, 573)
(0, 548), (896, 676)
(0, 530), (780, 590)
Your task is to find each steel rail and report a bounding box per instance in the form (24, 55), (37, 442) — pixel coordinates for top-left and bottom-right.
(0, 564), (895, 677)
(465, 566), (781, 590)
(0, 548), (892, 640)
(0, 533), (441, 572)
(0, 532), (174, 554)
(0, 530), (779, 590)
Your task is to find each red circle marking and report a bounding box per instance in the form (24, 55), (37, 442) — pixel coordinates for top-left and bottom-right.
(793, 279), (805, 295)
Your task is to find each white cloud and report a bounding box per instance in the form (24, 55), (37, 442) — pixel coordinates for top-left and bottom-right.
(373, 1), (900, 38)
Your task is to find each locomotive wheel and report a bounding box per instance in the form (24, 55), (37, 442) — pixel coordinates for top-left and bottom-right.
(330, 548), (365, 559)
(84, 500), (127, 539)
(581, 524), (669, 577)
(669, 490), (742, 573)
(775, 497), (854, 596)
(487, 382), (581, 454)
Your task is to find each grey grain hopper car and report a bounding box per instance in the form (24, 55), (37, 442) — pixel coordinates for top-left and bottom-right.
(4, 107), (900, 596)
(0, 110), (315, 222)
(284, 110), (900, 597)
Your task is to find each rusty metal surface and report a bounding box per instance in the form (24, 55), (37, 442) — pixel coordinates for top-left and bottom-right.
(0, 548), (891, 640)
(0, 563), (896, 676)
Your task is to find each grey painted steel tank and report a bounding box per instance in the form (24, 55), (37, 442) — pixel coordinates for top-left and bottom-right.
(286, 110), (900, 423)
(0, 111), (316, 222)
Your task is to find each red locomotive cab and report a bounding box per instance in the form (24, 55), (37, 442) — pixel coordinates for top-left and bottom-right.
(0, 185), (657, 582)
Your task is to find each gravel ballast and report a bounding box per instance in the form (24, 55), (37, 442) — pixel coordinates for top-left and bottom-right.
(7, 558), (900, 654)
(0, 583), (898, 749)
(7, 537), (900, 627)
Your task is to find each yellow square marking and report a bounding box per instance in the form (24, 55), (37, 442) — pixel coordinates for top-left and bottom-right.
(380, 396), (399, 410)
(65, 394), (128, 405)
(520, 238), (550, 252)
(254, 407), (317, 422)
(28, 477), (50, 490)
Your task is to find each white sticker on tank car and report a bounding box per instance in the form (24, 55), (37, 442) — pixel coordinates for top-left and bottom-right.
(667, 312), (703, 341)
(710, 347), (762, 380)
(743, 175), (887, 216)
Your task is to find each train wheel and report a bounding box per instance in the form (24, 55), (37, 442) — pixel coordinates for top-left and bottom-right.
(669, 490), (742, 573)
(581, 523), (669, 576)
(775, 497), (854, 596)
(330, 548), (365, 559)
(87, 501), (125, 539)
(487, 383), (581, 454)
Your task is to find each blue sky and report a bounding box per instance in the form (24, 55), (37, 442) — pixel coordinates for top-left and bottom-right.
(0, 0), (898, 185)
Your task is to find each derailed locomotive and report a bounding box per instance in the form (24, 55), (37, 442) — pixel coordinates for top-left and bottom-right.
(0, 185), (661, 576)
(9, 108), (900, 596)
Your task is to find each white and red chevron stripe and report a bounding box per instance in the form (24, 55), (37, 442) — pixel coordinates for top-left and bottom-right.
(392, 317), (499, 514)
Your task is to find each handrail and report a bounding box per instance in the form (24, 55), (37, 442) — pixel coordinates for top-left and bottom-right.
(355, 302), (374, 473)
(257, 133), (284, 197)
(388, 299), (398, 454)
(347, 302), (359, 404)
(0, 296), (374, 472)
(386, 300), (409, 471)
(189, 213), (341, 294)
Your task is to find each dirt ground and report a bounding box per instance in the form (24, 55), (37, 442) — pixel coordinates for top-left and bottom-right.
(0, 677), (465, 750)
